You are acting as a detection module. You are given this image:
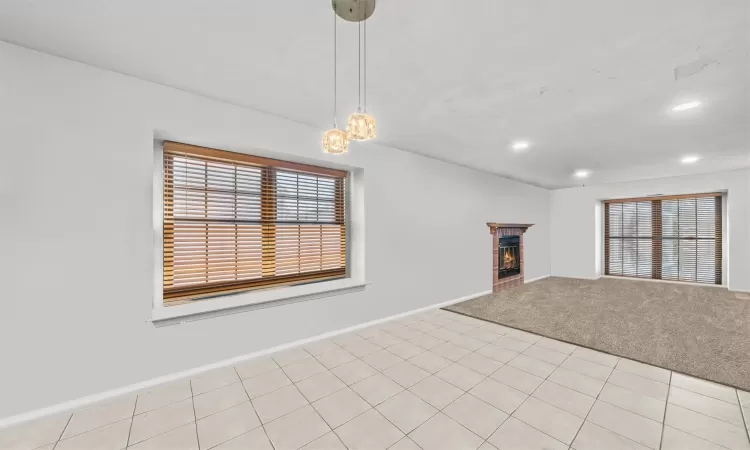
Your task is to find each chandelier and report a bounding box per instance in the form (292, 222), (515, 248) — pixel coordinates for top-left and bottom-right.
(324, 0), (376, 153)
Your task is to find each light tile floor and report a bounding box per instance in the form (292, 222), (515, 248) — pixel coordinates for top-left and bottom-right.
(3, 309), (750, 450)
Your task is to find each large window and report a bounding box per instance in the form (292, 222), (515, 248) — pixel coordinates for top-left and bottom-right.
(162, 142), (347, 304)
(604, 193), (722, 285)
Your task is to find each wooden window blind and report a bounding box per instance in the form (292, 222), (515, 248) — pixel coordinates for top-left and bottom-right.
(162, 142), (348, 303)
(604, 193), (722, 285)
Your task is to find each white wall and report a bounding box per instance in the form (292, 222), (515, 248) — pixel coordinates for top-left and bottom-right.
(0, 42), (551, 419)
(551, 169), (750, 291)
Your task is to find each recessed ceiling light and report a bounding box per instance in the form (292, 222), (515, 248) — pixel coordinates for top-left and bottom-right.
(681, 155), (700, 164)
(672, 101), (701, 112)
(511, 140), (530, 151)
(573, 169), (590, 178)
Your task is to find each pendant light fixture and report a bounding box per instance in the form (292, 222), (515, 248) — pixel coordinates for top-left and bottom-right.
(346, 0), (376, 141)
(322, 7), (349, 154)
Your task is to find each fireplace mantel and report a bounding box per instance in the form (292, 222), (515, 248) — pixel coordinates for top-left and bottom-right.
(487, 223), (534, 235)
(487, 223), (534, 293)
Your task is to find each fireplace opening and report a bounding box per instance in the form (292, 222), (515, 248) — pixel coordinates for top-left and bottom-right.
(498, 235), (521, 279)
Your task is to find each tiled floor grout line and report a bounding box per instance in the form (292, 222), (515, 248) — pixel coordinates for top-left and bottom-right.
(662, 425), (735, 450)
(49, 413), (72, 450)
(659, 371), (672, 450)
(273, 382), (330, 450)
(387, 437), (425, 450)
(664, 395), (749, 428)
(599, 382), (672, 400)
(606, 375), (670, 400)
(662, 387), (750, 434)
(124, 394), (139, 448)
(595, 383), (740, 450)
(739, 389), (750, 444)
(567, 356), (619, 450)
(188, 381), (200, 450)
(234, 365), (277, 450)
(668, 386), (740, 407)
(124, 379), (248, 449)
(56, 389), (198, 447)
(49, 397), (140, 448)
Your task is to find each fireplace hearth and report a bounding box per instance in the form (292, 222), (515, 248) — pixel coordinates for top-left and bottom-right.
(487, 223), (533, 293)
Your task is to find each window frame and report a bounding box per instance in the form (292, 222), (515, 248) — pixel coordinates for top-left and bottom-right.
(602, 192), (724, 285)
(151, 141), (366, 325)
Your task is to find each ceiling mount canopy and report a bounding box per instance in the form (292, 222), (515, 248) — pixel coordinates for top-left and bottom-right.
(332, 0), (376, 22)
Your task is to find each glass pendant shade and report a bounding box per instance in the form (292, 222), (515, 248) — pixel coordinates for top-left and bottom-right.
(322, 128), (349, 154)
(347, 112), (376, 141)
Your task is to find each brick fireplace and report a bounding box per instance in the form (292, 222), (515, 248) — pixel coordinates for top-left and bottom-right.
(487, 223), (533, 293)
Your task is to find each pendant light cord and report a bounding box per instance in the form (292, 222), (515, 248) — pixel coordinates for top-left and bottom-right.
(358, 19), (362, 112)
(364, 11), (367, 112)
(333, 9), (338, 127)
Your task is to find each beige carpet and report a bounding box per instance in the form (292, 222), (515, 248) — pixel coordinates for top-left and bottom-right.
(446, 276), (750, 391)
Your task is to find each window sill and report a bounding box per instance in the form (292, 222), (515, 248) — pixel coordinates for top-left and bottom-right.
(151, 278), (368, 326)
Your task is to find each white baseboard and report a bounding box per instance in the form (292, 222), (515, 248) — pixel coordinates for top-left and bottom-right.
(0, 289), (491, 429)
(525, 274), (550, 284)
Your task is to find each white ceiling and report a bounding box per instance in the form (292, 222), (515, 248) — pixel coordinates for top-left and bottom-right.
(1, 0), (748, 188)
